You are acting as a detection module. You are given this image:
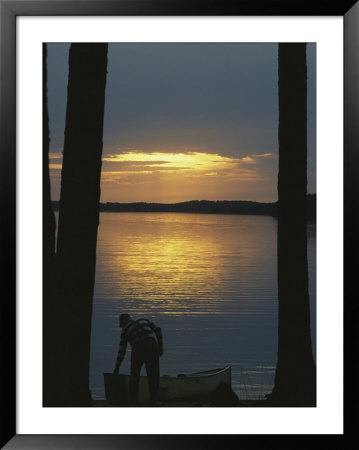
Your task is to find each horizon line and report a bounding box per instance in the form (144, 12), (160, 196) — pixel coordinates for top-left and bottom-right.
(51, 193), (316, 205)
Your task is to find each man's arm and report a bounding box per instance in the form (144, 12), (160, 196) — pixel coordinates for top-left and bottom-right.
(113, 332), (128, 374)
(150, 322), (163, 356)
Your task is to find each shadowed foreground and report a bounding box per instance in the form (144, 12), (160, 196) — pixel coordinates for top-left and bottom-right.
(95, 382), (274, 407)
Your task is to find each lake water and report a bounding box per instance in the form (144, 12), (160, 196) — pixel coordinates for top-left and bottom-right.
(89, 212), (316, 401)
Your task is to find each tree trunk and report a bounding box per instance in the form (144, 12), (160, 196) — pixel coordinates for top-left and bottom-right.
(54, 43), (108, 406)
(42, 43), (58, 405)
(270, 43), (316, 406)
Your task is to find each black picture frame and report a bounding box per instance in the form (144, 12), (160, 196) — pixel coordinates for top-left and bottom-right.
(1, 0), (357, 448)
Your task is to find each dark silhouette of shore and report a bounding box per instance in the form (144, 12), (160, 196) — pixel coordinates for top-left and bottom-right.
(51, 194), (316, 219)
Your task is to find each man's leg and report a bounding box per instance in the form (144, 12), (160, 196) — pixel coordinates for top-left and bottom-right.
(144, 339), (160, 404)
(129, 347), (143, 404)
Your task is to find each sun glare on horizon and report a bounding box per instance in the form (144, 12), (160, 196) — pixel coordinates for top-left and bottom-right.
(49, 150), (278, 203)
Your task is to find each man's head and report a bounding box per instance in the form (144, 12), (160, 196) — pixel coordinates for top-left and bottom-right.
(119, 313), (131, 328)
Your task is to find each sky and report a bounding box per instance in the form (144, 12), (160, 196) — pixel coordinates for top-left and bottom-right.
(47, 43), (316, 203)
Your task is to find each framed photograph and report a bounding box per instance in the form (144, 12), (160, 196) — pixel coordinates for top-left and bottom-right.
(1, 0), (356, 448)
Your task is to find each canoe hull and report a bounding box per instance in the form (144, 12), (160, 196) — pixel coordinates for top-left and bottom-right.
(104, 366), (231, 405)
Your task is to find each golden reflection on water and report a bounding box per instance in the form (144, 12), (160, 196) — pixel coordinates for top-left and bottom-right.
(89, 213), (315, 400)
(95, 212), (277, 316)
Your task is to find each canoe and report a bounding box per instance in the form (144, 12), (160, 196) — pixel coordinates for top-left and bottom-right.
(103, 366), (231, 405)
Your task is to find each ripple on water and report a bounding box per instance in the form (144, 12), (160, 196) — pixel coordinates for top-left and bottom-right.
(88, 213), (316, 401)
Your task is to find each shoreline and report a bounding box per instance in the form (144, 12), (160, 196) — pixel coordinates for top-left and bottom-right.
(91, 399), (268, 408)
(51, 195), (316, 219)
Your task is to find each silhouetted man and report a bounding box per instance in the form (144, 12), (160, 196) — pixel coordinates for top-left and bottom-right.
(113, 313), (163, 406)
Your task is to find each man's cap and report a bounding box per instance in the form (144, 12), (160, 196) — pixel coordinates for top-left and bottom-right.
(119, 313), (131, 327)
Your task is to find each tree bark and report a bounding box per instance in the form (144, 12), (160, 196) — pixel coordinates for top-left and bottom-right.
(270, 43), (316, 406)
(50, 43), (108, 406)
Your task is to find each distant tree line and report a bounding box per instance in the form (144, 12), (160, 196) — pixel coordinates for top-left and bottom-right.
(51, 194), (316, 219)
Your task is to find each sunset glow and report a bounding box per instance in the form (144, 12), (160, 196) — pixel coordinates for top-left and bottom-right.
(50, 150), (278, 203)
(102, 151), (273, 174)
(47, 43), (316, 203)
(100, 151), (276, 202)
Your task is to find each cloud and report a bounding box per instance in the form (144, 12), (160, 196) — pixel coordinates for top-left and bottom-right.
(49, 163), (63, 170)
(103, 151), (244, 173)
(101, 150), (276, 179)
(254, 152), (275, 158)
(49, 153), (63, 159)
(49, 149), (278, 202)
(51, 149), (276, 190)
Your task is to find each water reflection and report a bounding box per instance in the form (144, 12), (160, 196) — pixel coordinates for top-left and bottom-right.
(95, 213), (278, 316)
(90, 213), (315, 400)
